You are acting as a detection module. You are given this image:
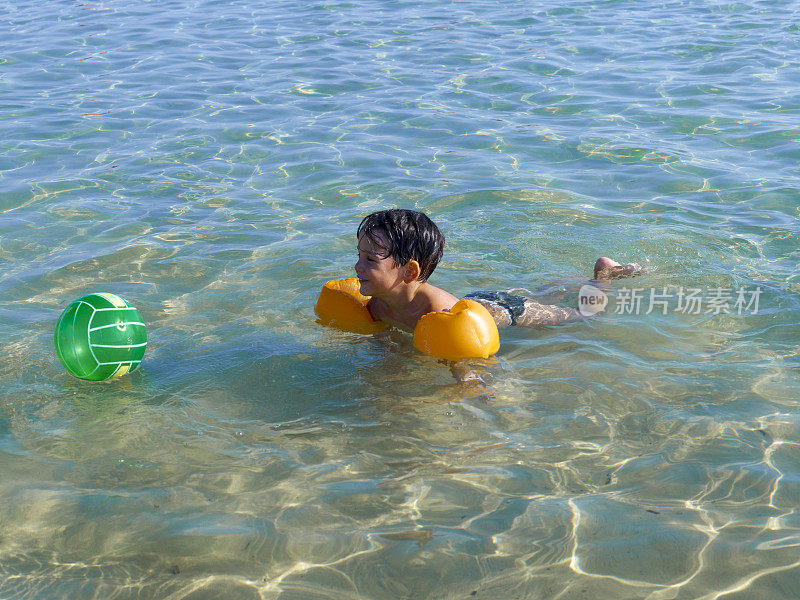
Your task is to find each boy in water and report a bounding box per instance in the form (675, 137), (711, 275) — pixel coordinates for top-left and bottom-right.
(355, 208), (640, 331)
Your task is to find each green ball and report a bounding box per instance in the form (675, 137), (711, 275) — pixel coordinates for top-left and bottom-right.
(54, 293), (147, 381)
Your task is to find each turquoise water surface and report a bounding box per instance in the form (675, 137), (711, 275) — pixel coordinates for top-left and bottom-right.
(2, 0), (800, 598)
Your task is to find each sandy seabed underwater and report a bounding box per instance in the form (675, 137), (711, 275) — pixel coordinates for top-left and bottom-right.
(1, 0), (800, 598)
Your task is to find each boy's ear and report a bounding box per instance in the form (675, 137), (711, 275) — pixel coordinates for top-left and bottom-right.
(403, 260), (421, 283)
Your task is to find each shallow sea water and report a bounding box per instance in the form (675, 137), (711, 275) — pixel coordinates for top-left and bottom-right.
(2, 0), (800, 598)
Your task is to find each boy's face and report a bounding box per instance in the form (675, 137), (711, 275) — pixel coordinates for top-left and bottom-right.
(355, 231), (404, 297)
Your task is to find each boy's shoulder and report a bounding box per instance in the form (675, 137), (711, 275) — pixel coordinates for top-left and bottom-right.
(421, 283), (459, 313)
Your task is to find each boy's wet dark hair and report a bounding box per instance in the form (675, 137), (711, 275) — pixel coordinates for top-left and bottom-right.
(357, 209), (444, 282)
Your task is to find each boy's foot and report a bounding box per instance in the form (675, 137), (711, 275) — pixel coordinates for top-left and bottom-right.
(593, 257), (643, 280)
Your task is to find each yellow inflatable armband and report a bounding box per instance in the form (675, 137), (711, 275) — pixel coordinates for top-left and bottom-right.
(314, 278), (387, 334)
(413, 299), (500, 361)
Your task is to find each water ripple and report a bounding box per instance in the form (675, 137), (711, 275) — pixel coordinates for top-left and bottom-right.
(2, 0), (800, 598)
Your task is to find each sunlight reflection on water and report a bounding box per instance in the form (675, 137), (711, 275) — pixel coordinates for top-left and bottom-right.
(2, 0), (800, 598)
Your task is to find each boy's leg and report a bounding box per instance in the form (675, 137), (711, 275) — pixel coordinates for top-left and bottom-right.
(471, 299), (514, 328)
(594, 257), (642, 280)
(472, 297), (581, 328)
(473, 257), (644, 328)
(515, 301), (584, 327)
(515, 256), (644, 327)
